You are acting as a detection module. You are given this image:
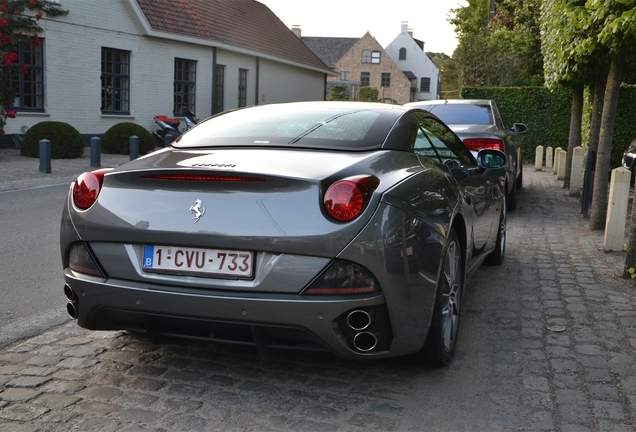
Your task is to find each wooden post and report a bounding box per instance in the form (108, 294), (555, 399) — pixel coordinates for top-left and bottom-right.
(557, 149), (567, 180)
(534, 146), (543, 171)
(569, 146), (584, 197)
(604, 167), (630, 251)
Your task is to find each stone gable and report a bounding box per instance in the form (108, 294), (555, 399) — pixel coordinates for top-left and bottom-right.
(330, 33), (413, 104)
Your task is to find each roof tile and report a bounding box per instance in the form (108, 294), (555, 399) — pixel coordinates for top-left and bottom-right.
(136, 0), (327, 70)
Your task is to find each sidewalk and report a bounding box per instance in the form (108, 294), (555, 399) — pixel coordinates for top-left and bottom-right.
(0, 156), (635, 431)
(0, 148), (131, 192)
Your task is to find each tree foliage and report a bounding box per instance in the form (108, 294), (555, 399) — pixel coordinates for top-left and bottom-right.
(0, 0), (68, 134)
(450, 0), (543, 88)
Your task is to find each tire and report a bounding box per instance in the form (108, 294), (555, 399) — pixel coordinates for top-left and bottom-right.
(507, 181), (517, 211)
(415, 230), (463, 367)
(485, 194), (506, 266)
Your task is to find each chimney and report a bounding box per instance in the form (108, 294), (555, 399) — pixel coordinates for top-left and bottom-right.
(292, 25), (301, 38)
(401, 22), (408, 34)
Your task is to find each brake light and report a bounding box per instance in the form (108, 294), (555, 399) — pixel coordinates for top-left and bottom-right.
(463, 138), (505, 153)
(324, 175), (380, 222)
(303, 260), (379, 295)
(140, 174), (264, 182)
(72, 169), (111, 210)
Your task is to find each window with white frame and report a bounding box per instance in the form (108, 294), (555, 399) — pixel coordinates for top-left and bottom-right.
(238, 68), (248, 108)
(101, 47), (130, 114)
(381, 72), (391, 88)
(10, 40), (44, 111)
(174, 58), (196, 115)
(420, 77), (431, 92)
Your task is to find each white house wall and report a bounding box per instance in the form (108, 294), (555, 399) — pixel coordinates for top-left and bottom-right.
(4, 0), (326, 138)
(258, 59), (325, 104)
(385, 30), (440, 101)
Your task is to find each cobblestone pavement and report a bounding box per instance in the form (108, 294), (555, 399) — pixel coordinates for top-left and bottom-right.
(0, 148), (130, 192)
(0, 153), (635, 431)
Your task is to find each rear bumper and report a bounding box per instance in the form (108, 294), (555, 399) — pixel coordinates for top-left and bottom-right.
(63, 268), (404, 360)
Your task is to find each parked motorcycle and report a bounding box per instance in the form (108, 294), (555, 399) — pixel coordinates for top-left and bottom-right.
(152, 104), (197, 147)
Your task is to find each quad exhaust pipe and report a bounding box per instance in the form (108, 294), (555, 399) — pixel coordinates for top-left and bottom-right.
(353, 331), (380, 352)
(64, 284), (78, 319)
(347, 309), (380, 352)
(347, 309), (374, 331)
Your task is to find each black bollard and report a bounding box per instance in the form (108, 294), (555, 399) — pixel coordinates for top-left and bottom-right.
(39, 139), (51, 174)
(90, 137), (101, 167)
(130, 135), (139, 160)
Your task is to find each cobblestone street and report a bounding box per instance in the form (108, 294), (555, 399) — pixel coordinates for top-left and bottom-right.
(0, 156), (634, 431)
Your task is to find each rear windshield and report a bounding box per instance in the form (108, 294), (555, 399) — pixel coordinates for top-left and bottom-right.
(424, 104), (493, 125)
(173, 103), (402, 151)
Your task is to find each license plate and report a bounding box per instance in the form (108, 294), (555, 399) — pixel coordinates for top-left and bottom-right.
(143, 245), (253, 278)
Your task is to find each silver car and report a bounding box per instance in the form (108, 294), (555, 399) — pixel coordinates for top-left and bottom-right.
(406, 99), (527, 211)
(61, 101), (507, 367)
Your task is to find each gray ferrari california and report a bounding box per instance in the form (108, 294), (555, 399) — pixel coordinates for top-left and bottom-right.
(61, 101), (507, 367)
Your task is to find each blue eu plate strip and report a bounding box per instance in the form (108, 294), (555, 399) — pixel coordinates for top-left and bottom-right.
(143, 245), (154, 268)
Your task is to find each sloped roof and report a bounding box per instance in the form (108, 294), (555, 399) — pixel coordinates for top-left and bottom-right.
(134, 0), (328, 71)
(300, 37), (358, 69)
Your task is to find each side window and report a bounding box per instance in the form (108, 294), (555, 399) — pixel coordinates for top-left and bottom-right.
(416, 113), (475, 166)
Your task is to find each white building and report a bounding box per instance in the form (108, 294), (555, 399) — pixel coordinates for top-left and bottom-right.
(384, 23), (441, 101)
(2, 0), (332, 145)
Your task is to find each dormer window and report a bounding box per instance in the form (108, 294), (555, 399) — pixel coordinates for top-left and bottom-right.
(399, 48), (407, 60)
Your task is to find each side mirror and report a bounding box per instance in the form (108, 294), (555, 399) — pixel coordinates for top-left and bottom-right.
(512, 123), (528, 134)
(477, 149), (507, 169)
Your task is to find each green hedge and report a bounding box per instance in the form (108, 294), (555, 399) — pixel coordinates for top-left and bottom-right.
(20, 121), (84, 159)
(101, 122), (155, 155)
(461, 86), (572, 163)
(609, 85), (636, 171)
(461, 85), (636, 169)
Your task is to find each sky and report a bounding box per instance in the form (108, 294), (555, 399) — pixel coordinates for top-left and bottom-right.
(258, 0), (468, 55)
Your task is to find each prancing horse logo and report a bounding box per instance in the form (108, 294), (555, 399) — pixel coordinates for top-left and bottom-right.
(189, 199), (206, 223)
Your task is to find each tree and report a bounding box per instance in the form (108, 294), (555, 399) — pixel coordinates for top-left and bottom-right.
(450, 0), (544, 88)
(541, 0), (592, 190)
(586, 0), (636, 230)
(427, 52), (460, 98)
(0, 0), (67, 134)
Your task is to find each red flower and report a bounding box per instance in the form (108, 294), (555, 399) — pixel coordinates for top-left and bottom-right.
(0, 18), (8, 28)
(2, 51), (18, 68)
(0, 130), (5, 135)
(36, 11), (42, 20)
(30, 0), (37, 6)
(5, 109), (17, 119)
(13, 9), (21, 15)
(0, 5), (7, 13)
(20, 62), (28, 73)
(32, 33), (40, 47)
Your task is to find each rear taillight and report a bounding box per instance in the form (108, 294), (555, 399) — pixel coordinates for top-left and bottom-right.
(463, 138), (505, 153)
(72, 169), (111, 210)
(324, 175), (380, 222)
(68, 243), (104, 277)
(302, 260), (379, 295)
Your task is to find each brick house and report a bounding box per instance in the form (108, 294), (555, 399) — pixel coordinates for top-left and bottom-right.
(299, 30), (413, 104)
(2, 0), (333, 146)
